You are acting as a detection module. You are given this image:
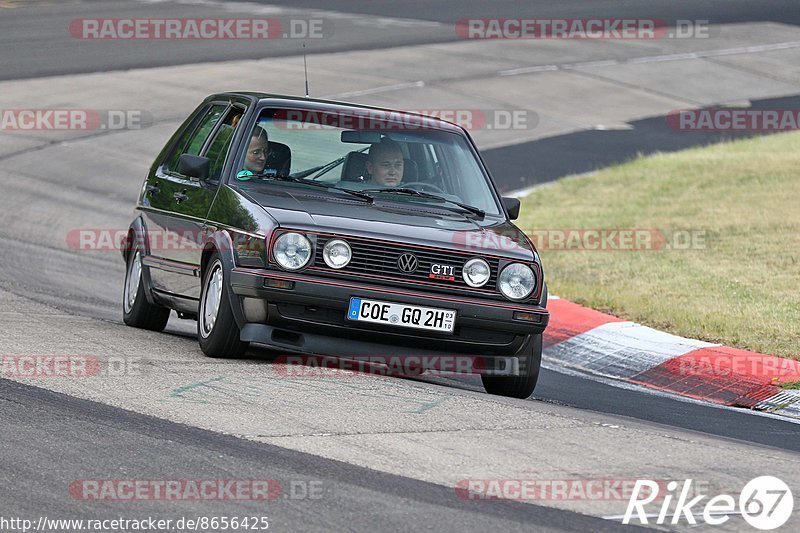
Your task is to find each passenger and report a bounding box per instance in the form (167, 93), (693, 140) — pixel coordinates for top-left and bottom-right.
(364, 139), (404, 187)
(236, 127), (269, 180)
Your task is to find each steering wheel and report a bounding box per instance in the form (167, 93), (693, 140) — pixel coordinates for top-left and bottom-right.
(401, 181), (447, 194)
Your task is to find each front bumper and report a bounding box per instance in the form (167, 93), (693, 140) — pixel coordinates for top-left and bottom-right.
(230, 267), (548, 357)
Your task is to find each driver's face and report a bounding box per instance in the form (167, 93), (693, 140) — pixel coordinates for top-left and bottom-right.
(244, 136), (269, 173)
(366, 150), (404, 187)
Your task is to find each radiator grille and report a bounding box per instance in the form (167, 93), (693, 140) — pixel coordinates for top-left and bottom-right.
(312, 235), (500, 294)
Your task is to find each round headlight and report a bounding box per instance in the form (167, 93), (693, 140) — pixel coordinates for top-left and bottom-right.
(323, 239), (351, 269)
(273, 232), (312, 270)
(462, 258), (490, 287)
(498, 263), (535, 300)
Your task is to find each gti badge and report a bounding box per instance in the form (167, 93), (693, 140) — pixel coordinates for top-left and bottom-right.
(429, 263), (456, 281)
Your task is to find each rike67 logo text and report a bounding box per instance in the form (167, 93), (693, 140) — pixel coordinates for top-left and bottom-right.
(624, 476), (793, 529)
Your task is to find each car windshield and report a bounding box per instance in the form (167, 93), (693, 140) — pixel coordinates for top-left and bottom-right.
(233, 108), (503, 217)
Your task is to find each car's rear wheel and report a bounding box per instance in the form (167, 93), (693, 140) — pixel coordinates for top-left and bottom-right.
(123, 247), (170, 331)
(198, 253), (249, 358)
(480, 333), (542, 399)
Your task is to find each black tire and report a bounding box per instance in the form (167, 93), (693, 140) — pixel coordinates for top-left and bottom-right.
(122, 246), (171, 332)
(197, 253), (249, 358)
(481, 282), (547, 398)
(481, 333), (542, 399)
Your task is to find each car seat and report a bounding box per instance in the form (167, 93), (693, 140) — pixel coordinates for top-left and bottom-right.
(264, 141), (291, 176)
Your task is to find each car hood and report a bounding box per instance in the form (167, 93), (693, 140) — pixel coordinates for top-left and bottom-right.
(243, 186), (536, 261)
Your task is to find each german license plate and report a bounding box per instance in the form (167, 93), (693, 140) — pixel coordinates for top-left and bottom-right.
(347, 298), (456, 333)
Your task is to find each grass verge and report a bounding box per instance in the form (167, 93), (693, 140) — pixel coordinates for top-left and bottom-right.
(518, 132), (800, 360)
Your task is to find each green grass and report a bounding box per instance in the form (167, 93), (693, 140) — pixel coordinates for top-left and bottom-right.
(780, 381), (800, 390)
(518, 132), (800, 360)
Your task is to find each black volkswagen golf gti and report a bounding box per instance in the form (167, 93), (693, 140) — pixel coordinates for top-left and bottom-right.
(122, 92), (549, 398)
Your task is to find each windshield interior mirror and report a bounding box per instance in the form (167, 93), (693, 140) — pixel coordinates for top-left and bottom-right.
(341, 130), (383, 144)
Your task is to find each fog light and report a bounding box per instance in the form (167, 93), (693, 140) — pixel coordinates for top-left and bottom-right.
(462, 258), (490, 287)
(323, 239), (352, 269)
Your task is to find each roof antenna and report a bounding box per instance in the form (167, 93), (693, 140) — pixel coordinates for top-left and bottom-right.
(303, 43), (310, 97)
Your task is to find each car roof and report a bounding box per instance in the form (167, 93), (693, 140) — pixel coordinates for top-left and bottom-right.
(209, 91), (466, 135)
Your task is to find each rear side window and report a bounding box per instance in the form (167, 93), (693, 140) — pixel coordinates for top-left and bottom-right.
(206, 108), (244, 182)
(163, 104), (227, 174)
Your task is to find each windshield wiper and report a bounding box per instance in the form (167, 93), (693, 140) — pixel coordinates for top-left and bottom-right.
(253, 174), (374, 203)
(291, 147), (370, 180)
(290, 159), (345, 180)
(360, 187), (485, 217)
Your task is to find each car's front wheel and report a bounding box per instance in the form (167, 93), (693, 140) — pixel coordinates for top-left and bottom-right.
(198, 253), (249, 358)
(481, 333), (542, 399)
(122, 247), (171, 331)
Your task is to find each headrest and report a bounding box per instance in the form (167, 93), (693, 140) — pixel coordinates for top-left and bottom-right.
(341, 151), (368, 182)
(265, 141), (291, 176)
(402, 158), (419, 181)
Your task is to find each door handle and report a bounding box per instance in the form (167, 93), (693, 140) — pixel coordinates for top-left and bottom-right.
(146, 183), (160, 196)
(173, 190), (189, 203)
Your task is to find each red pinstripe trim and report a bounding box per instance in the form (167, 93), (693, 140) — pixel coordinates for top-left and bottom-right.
(309, 230), (532, 262)
(267, 228), (543, 300)
(305, 266), (497, 295)
(232, 268), (548, 313)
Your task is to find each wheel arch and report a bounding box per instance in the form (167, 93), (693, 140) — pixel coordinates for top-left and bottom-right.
(123, 216), (160, 307)
(201, 229), (248, 329)
(123, 216), (148, 264)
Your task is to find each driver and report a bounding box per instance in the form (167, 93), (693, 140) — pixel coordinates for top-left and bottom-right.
(236, 126), (269, 181)
(364, 139), (404, 187)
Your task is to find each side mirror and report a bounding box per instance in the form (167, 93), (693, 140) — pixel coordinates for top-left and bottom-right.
(178, 153), (211, 181)
(502, 197), (521, 220)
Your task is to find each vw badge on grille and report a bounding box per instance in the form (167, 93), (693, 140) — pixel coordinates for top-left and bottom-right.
(397, 253), (418, 273)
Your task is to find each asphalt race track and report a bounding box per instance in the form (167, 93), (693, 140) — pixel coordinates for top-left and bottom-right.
(1, 1), (799, 532)
(1, 378), (634, 533)
(3, 0), (800, 80)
